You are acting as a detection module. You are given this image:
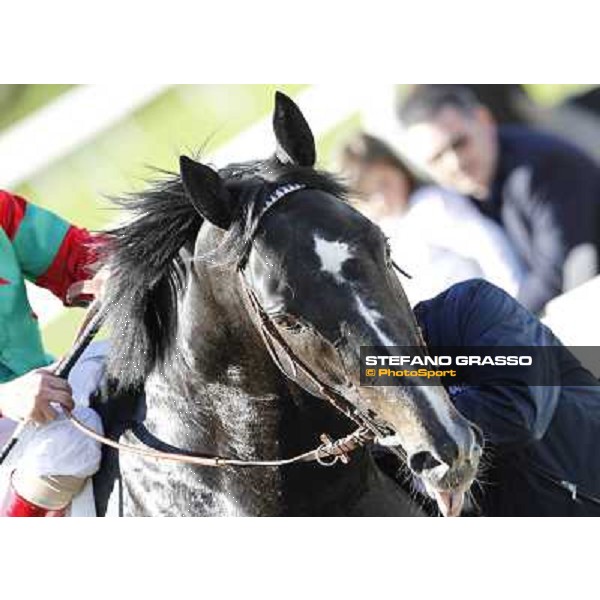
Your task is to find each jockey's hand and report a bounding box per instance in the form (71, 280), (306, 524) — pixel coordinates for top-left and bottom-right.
(0, 368), (74, 424)
(65, 265), (111, 306)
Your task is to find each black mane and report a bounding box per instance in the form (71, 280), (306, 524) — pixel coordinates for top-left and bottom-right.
(103, 157), (348, 390)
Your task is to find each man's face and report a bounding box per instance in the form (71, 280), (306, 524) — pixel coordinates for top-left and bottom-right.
(404, 105), (498, 199)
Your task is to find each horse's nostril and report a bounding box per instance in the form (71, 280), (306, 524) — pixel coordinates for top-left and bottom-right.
(473, 425), (485, 448)
(472, 425), (485, 451)
(408, 451), (442, 475)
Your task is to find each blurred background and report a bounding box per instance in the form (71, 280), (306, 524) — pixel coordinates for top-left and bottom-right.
(0, 84), (597, 356)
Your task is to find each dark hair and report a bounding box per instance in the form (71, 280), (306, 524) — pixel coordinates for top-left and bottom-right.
(397, 85), (480, 127)
(339, 132), (418, 195)
(103, 159), (348, 390)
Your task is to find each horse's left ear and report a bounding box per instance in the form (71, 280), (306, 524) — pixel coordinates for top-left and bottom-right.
(180, 156), (233, 230)
(273, 91), (316, 167)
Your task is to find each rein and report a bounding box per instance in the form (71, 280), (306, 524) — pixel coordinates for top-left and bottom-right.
(59, 297), (376, 468)
(2, 292), (373, 469)
(36, 185), (390, 468)
(2, 183), (409, 470)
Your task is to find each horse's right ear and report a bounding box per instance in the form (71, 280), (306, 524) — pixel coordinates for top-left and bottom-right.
(180, 156), (232, 230)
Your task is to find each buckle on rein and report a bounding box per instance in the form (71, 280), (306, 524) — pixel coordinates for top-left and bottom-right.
(561, 480), (579, 501)
(315, 434), (353, 467)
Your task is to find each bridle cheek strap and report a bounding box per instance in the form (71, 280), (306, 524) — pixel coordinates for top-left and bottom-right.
(238, 272), (397, 441)
(46, 183), (392, 470)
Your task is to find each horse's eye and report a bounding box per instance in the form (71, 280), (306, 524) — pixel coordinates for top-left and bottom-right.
(272, 314), (306, 333)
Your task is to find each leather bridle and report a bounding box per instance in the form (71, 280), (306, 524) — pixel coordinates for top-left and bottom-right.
(15, 183), (409, 469)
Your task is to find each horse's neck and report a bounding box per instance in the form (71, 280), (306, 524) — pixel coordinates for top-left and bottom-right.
(139, 368), (369, 515)
(150, 267), (287, 450)
(143, 310), (349, 461)
(133, 270), (368, 515)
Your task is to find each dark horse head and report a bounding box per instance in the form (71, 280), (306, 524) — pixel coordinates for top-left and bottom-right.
(99, 92), (481, 516)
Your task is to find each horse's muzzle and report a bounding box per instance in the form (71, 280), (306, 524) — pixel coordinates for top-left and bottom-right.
(407, 423), (483, 516)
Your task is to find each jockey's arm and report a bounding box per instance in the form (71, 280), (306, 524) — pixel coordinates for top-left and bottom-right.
(0, 191), (108, 423)
(0, 190), (106, 304)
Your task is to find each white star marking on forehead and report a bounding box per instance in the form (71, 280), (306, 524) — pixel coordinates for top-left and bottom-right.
(313, 235), (352, 284)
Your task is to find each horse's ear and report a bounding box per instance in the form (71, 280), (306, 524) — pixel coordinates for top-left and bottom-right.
(179, 156), (232, 230)
(273, 91), (316, 167)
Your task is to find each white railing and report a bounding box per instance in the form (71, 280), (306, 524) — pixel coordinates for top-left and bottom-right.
(0, 85), (169, 189)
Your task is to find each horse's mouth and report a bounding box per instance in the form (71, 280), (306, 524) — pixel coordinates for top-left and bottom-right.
(429, 487), (465, 517)
(421, 464), (477, 517)
(376, 437), (475, 517)
(370, 415), (479, 517)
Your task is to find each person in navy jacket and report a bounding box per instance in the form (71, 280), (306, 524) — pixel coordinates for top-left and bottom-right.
(399, 85), (600, 314)
(413, 279), (600, 516)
